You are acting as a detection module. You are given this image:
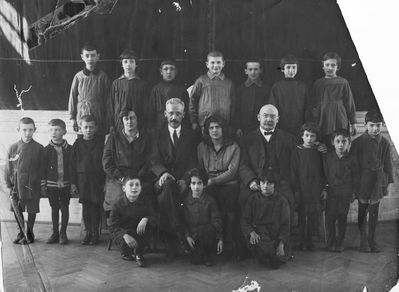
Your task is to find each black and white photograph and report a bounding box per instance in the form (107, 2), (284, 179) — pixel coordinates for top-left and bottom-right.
(0, 0), (398, 291)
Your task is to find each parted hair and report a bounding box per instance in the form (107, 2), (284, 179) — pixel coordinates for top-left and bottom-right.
(48, 119), (66, 130)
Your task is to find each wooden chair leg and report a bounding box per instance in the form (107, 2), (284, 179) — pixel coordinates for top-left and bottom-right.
(107, 238), (113, 251)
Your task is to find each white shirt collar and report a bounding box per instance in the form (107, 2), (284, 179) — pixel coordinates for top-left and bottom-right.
(259, 127), (275, 142)
(168, 125), (181, 140)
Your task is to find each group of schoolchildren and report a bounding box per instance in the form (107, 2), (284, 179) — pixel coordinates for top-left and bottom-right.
(4, 43), (393, 270)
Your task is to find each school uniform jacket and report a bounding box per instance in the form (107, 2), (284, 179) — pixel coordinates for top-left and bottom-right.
(5, 139), (43, 200)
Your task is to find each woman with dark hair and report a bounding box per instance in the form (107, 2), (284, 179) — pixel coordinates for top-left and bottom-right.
(197, 115), (241, 256)
(102, 109), (151, 214)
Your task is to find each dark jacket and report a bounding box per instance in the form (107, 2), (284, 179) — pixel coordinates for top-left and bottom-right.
(5, 139), (43, 200)
(150, 126), (198, 180)
(241, 191), (290, 244)
(183, 192), (223, 240)
(102, 130), (150, 181)
(109, 194), (156, 240)
(41, 140), (73, 189)
(350, 132), (393, 201)
(239, 128), (297, 187)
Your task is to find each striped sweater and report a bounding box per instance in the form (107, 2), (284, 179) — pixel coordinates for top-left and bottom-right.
(41, 140), (73, 189)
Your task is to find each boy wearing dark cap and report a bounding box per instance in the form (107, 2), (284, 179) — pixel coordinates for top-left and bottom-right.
(149, 59), (190, 130)
(241, 172), (290, 269)
(350, 110), (393, 252)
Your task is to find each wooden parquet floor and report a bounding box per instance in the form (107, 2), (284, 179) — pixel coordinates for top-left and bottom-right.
(1, 220), (398, 292)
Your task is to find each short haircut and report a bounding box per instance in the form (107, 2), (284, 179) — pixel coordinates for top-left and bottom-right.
(81, 43), (98, 54)
(19, 117), (36, 129)
(119, 49), (138, 61)
(48, 119), (66, 130)
(365, 110), (384, 124)
(165, 98), (185, 111)
(79, 115), (96, 125)
(331, 128), (351, 142)
(203, 114), (227, 137)
(160, 59), (177, 68)
(280, 54), (299, 69)
(185, 168), (208, 187)
(299, 122), (319, 139)
(245, 59), (262, 68)
(207, 50), (224, 60)
(122, 175), (141, 187)
(322, 51), (341, 69)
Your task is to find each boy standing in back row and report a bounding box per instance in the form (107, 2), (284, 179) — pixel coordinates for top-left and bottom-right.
(189, 50), (235, 134)
(235, 60), (269, 137)
(68, 43), (111, 136)
(148, 59), (190, 130)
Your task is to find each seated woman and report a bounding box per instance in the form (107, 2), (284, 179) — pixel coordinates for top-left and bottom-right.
(102, 109), (151, 214)
(197, 115), (240, 255)
(108, 176), (156, 267)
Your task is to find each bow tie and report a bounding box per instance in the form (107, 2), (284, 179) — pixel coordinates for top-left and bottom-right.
(264, 131), (274, 136)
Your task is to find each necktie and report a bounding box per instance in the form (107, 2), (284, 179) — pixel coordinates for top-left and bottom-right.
(264, 131), (273, 136)
(173, 130), (178, 146)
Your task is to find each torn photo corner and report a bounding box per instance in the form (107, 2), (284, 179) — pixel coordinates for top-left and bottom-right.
(27, 0), (119, 49)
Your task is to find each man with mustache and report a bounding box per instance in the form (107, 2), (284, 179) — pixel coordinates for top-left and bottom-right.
(239, 104), (297, 258)
(150, 98), (199, 258)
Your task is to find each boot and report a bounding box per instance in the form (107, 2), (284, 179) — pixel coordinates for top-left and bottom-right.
(368, 209), (381, 253)
(89, 231), (99, 245)
(26, 228), (35, 244)
(59, 226), (69, 245)
(359, 217), (370, 252)
(81, 231), (91, 245)
(46, 232), (59, 244)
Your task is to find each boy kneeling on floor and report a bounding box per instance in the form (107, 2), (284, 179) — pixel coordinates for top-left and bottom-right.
(108, 176), (156, 267)
(241, 171), (290, 269)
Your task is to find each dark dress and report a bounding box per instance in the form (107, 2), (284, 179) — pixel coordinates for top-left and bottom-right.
(269, 78), (309, 137)
(290, 145), (324, 214)
(71, 136), (105, 204)
(109, 75), (149, 131)
(311, 76), (356, 136)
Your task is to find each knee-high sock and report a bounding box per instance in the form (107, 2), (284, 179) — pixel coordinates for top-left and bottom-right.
(51, 206), (60, 233)
(27, 213), (36, 233)
(60, 204), (69, 232)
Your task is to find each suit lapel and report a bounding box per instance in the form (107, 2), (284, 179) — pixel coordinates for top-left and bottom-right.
(174, 127), (186, 162)
(161, 127), (174, 159)
(255, 130), (266, 169)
